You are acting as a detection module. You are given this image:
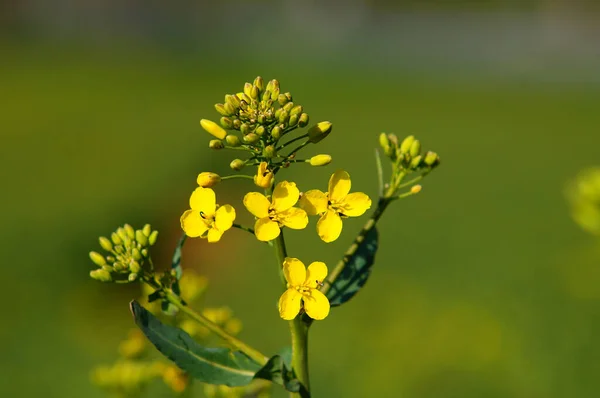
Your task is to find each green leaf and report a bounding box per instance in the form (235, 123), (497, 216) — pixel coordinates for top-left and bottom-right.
(254, 348), (308, 397)
(170, 234), (186, 298)
(130, 301), (260, 386)
(326, 227), (379, 307)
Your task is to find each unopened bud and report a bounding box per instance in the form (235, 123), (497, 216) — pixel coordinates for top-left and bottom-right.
(250, 85), (259, 100)
(196, 172), (221, 187)
(290, 105), (303, 116)
(225, 94), (240, 109)
(142, 224), (152, 237)
(129, 261), (141, 274)
(410, 155), (422, 169)
(89, 251), (106, 266)
(243, 82), (253, 98)
(225, 135), (241, 147)
(200, 119), (227, 140)
(240, 123), (250, 135)
(278, 110), (289, 124)
(277, 93), (289, 106)
(135, 230), (148, 246)
(283, 102), (294, 113)
(270, 81), (280, 100)
(379, 133), (390, 152)
(308, 121), (333, 143)
(209, 140), (224, 150)
(424, 151), (440, 168)
(128, 273), (139, 282)
(230, 159), (245, 171)
(220, 117), (233, 129)
(124, 224), (135, 240)
(263, 145), (276, 158)
(99, 237), (112, 252)
(400, 135), (415, 154)
(132, 248), (142, 260)
(148, 231), (158, 246)
(298, 113), (309, 127)
(232, 119), (241, 130)
(288, 114), (299, 127)
(411, 185), (422, 194)
(254, 162), (274, 189)
(214, 104), (228, 116)
(309, 154), (332, 166)
(243, 133), (259, 144)
(409, 140), (421, 158)
(271, 126), (282, 140)
(255, 125), (265, 136)
(111, 232), (122, 245)
(90, 269), (112, 282)
(253, 76), (264, 91)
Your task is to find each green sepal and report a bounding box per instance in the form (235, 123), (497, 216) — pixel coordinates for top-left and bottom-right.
(130, 301), (261, 386)
(326, 227), (379, 307)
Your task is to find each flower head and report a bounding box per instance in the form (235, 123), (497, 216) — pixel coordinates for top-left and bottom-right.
(254, 162), (274, 189)
(278, 258), (330, 320)
(243, 181), (308, 241)
(196, 172), (221, 188)
(180, 187), (236, 242)
(299, 170), (371, 242)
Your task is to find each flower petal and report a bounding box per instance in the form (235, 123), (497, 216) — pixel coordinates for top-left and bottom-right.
(298, 190), (328, 215)
(328, 170), (351, 202)
(207, 227), (224, 243)
(316, 210), (343, 243)
(243, 192), (270, 219)
(180, 210), (209, 238)
(215, 205), (236, 231)
(303, 289), (330, 320)
(283, 257), (307, 286)
(279, 207), (308, 230)
(305, 261), (328, 288)
(189, 187), (216, 216)
(272, 181), (300, 212)
(341, 192), (372, 217)
(278, 289), (302, 320)
(254, 217), (280, 241)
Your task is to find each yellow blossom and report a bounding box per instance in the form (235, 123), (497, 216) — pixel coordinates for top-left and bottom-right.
(278, 258), (330, 320)
(243, 181), (308, 241)
(196, 172), (221, 187)
(299, 170), (371, 242)
(180, 187), (236, 242)
(254, 162), (274, 189)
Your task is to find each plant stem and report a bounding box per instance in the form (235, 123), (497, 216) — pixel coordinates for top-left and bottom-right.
(142, 277), (268, 366)
(232, 223), (255, 235)
(272, 232), (310, 397)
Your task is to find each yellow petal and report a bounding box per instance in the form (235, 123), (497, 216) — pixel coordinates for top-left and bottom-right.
(243, 192), (270, 219)
(180, 210), (209, 238)
(341, 192), (372, 217)
(278, 289), (302, 320)
(279, 207), (308, 230)
(303, 289), (330, 320)
(305, 261), (328, 288)
(207, 227), (224, 243)
(328, 170), (351, 202)
(189, 187), (216, 216)
(316, 210), (343, 243)
(272, 181), (300, 212)
(298, 190), (328, 215)
(254, 162), (274, 189)
(283, 257), (306, 286)
(215, 205), (236, 231)
(254, 218), (280, 241)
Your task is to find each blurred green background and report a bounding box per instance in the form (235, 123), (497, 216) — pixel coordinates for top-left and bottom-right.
(2, 1), (600, 397)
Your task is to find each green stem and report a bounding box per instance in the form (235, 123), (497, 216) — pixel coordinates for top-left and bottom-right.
(232, 223), (255, 235)
(277, 134), (308, 151)
(221, 174), (254, 181)
(272, 232), (310, 397)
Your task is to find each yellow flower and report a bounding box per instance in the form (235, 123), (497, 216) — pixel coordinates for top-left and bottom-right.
(299, 170), (371, 242)
(254, 162), (274, 189)
(180, 187), (236, 242)
(278, 258), (330, 320)
(243, 181), (308, 241)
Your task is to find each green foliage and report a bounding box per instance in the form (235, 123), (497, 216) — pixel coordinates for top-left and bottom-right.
(130, 301), (261, 387)
(327, 228), (379, 307)
(254, 347), (304, 395)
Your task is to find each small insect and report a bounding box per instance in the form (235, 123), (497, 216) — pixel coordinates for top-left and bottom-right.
(315, 280), (324, 288)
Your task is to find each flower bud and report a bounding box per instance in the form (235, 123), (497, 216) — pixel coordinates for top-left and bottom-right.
(410, 155), (422, 169)
(424, 151), (440, 168)
(290, 105), (303, 116)
(254, 162), (274, 188)
(225, 135), (241, 147)
(220, 117), (233, 129)
(209, 140), (224, 150)
(225, 94), (240, 109)
(255, 125), (265, 136)
(90, 269), (112, 282)
(253, 76), (264, 91)
(230, 159), (245, 171)
(148, 231), (159, 246)
(271, 126), (282, 140)
(288, 114), (299, 127)
(111, 232), (122, 245)
(307, 121), (333, 143)
(400, 135), (415, 154)
(278, 110), (289, 124)
(283, 102), (294, 113)
(379, 133), (390, 152)
(200, 119), (227, 140)
(232, 119), (241, 130)
(124, 224), (135, 239)
(129, 261), (141, 274)
(99, 237), (113, 252)
(243, 133), (259, 144)
(196, 172), (221, 187)
(142, 224), (151, 237)
(214, 104), (228, 116)
(278, 94), (289, 106)
(270, 81), (280, 101)
(263, 145), (276, 158)
(411, 185), (422, 194)
(135, 230), (148, 246)
(309, 154), (332, 166)
(128, 273), (139, 282)
(89, 251), (106, 266)
(240, 123), (250, 135)
(243, 82), (252, 98)
(409, 140), (421, 158)
(298, 113), (309, 127)
(250, 85), (259, 100)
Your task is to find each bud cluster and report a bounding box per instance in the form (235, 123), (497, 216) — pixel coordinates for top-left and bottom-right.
(379, 133), (440, 172)
(89, 224), (158, 283)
